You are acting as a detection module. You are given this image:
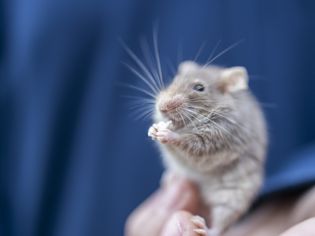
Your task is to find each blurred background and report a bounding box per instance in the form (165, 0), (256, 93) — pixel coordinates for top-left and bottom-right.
(1, 0), (315, 236)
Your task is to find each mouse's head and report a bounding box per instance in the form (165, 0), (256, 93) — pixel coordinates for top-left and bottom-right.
(155, 61), (249, 127)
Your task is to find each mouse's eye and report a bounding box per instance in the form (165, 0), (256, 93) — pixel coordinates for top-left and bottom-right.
(193, 83), (205, 92)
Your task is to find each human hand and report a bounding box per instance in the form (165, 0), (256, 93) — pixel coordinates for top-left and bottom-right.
(224, 186), (315, 236)
(126, 176), (315, 236)
(125, 176), (209, 236)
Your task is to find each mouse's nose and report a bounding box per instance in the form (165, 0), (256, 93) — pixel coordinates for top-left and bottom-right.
(159, 99), (183, 113)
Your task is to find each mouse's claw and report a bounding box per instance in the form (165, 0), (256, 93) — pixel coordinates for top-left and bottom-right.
(148, 121), (178, 144)
(155, 128), (178, 144)
(148, 126), (157, 140)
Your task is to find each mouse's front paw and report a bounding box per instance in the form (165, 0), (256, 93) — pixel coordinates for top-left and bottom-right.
(148, 121), (178, 144)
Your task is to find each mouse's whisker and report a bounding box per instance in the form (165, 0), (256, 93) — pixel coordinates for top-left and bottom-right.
(121, 41), (161, 93)
(187, 98), (210, 104)
(212, 111), (238, 124)
(181, 109), (198, 129)
(210, 111), (247, 145)
(122, 62), (160, 95)
(179, 111), (187, 127)
(122, 98), (155, 113)
(185, 105), (214, 118)
(132, 108), (154, 121)
(129, 102), (153, 112)
(153, 28), (165, 90)
(183, 108), (206, 125)
(203, 39), (244, 68)
(128, 102), (154, 111)
(126, 95), (155, 103)
(211, 111), (243, 128)
(184, 108), (233, 139)
(186, 98), (218, 106)
(206, 119), (226, 139)
(186, 108), (201, 129)
(128, 97), (154, 120)
(185, 103), (211, 112)
(188, 97), (211, 101)
(204, 40), (221, 66)
(140, 37), (165, 90)
(209, 118), (235, 139)
(120, 83), (157, 99)
(137, 112), (153, 121)
(193, 41), (207, 62)
(186, 105), (211, 112)
(122, 95), (155, 103)
(186, 108), (216, 132)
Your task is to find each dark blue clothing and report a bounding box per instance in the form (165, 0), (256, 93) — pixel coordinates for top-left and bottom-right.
(1, 1), (315, 236)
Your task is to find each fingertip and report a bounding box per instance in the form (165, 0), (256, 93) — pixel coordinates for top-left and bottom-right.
(161, 211), (201, 236)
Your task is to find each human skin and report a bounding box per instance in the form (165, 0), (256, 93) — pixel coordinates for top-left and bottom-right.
(125, 177), (315, 236)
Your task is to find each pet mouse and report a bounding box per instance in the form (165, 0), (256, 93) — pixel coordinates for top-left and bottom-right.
(148, 61), (267, 236)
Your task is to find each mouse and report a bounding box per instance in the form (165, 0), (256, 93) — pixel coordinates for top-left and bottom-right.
(147, 61), (267, 236)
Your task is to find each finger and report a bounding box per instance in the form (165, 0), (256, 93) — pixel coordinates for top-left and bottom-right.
(161, 211), (205, 236)
(289, 186), (315, 225)
(126, 186), (178, 236)
(223, 197), (297, 236)
(280, 218), (315, 236)
(125, 178), (200, 236)
(125, 189), (164, 236)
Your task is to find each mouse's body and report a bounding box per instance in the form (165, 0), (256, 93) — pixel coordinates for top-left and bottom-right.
(148, 61), (267, 235)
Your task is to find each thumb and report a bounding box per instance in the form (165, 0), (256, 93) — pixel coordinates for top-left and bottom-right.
(161, 211), (204, 236)
(125, 178), (200, 236)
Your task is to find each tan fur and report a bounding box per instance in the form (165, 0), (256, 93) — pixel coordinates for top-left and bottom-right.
(148, 61), (267, 235)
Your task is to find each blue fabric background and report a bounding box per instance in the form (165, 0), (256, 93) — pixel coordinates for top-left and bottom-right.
(1, 0), (315, 236)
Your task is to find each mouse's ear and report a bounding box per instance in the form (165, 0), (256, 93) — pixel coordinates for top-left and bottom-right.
(178, 61), (199, 74)
(218, 66), (248, 93)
